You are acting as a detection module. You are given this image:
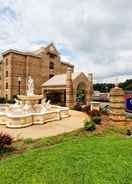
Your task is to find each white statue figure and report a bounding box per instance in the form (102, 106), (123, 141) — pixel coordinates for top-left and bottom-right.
(14, 98), (23, 105)
(45, 100), (51, 111)
(27, 76), (34, 96)
(40, 98), (47, 113)
(41, 98), (46, 106)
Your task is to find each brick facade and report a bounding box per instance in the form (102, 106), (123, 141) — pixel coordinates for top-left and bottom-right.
(0, 43), (74, 99)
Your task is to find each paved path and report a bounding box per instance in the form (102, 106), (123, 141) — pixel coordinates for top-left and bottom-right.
(0, 110), (88, 139)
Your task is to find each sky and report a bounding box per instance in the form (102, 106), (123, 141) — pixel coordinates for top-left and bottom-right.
(0, 0), (132, 83)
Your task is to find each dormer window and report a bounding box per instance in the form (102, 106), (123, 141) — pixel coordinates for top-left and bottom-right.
(50, 46), (55, 51)
(49, 62), (54, 69)
(48, 53), (56, 59)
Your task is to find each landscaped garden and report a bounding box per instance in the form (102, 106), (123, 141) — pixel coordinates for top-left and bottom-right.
(0, 128), (132, 184)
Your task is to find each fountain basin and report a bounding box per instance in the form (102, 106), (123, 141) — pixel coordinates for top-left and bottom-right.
(32, 112), (45, 125)
(18, 95), (43, 104)
(17, 95), (43, 113)
(51, 105), (70, 118)
(6, 113), (32, 128)
(32, 110), (60, 124)
(0, 112), (8, 125)
(43, 110), (60, 123)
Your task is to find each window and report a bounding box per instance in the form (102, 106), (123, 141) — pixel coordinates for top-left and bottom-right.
(49, 74), (54, 79)
(49, 62), (54, 69)
(49, 54), (56, 59)
(6, 71), (8, 77)
(6, 59), (8, 65)
(6, 82), (8, 89)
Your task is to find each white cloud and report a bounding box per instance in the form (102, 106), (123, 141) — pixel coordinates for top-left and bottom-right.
(0, 0), (132, 83)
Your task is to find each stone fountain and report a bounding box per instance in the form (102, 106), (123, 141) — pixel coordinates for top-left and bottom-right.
(17, 76), (43, 113)
(0, 76), (70, 128)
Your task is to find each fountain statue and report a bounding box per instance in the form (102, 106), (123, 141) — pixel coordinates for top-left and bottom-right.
(27, 76), (34, 96)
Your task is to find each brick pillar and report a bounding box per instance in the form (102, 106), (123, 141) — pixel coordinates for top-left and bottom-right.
(109, 86), (126, 127)
(87, 73), (93, 104)
(66, 67), (73, 108)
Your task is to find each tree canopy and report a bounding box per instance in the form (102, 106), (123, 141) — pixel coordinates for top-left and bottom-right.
(94, 79), (132, 92)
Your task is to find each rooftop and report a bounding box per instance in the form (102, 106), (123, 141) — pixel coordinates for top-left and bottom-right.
(42, 72), (82, 87)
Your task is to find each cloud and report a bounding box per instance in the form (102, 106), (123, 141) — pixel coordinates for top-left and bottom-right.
(0, 0), (132, 82)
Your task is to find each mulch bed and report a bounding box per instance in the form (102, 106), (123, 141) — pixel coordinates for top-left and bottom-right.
(95, 115), (113, 134)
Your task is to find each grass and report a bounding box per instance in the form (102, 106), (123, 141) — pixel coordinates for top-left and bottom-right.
(0, 130), (132, 184)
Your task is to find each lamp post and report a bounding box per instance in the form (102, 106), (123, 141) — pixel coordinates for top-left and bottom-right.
(18, 77), (21, 95)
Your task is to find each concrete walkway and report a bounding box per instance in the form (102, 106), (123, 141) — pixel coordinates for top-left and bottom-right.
(0, 110), (88, 139)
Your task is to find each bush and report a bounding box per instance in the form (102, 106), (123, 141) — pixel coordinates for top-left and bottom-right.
(73, 103), (82, 111)
(92, 116), (101, 124)
(0, 132), (13, 150)
(7, 98), (15, 104)
(101, 107), (108, 115)
(82, 105), (90, 113)
(126, 113), (132, 119)
(101, 105), (110, 115)
(24, 138), (33, 144)
(0, 97), (6, 104)
(84, 119), (96, 131)
(126, 129), (132, 136)
(90, 110), (101, 117)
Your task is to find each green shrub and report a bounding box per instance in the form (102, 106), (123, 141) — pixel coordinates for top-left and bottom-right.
(100, 105), (111, 115)
(7, 98), (15, 104)
(24, 138), (33, 144)
(0, 97), (6, 104)
(92, 116), (101, 124)
(84, 119), (96, 131)
(126, 113), (132, 119)
(126, 129), (132, 136)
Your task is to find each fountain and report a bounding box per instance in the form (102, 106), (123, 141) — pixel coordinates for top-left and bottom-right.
(17, 76), (43, 113)
(0, 76), (70, 128)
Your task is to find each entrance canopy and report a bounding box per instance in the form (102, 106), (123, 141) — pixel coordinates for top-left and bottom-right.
(42, 73), (81, 90)
(42, 72), (93, 106)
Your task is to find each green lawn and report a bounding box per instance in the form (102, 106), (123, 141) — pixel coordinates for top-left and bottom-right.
(0, 132), (132, 184)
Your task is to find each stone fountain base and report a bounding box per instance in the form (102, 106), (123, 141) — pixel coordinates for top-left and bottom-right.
(0, 99), (70, 129)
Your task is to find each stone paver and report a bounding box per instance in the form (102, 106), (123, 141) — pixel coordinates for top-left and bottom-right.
(0, 110), (88, 139)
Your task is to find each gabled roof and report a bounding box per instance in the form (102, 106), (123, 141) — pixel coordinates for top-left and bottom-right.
(42, 72), (82, 87)
(1, 43), (73, 67)
(33, 47), (46, 55)
(2, 43), (59, 58)
(2, 49), (41, 58)
(45, 43), (60, 55)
